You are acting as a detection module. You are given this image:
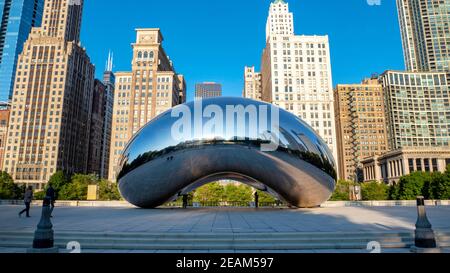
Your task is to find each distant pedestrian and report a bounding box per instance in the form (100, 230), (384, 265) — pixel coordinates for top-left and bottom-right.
(19, 186), (33, 218)
(46, 183), (56, 217)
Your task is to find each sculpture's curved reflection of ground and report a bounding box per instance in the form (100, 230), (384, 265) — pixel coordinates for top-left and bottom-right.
(117, 97), (337, 208)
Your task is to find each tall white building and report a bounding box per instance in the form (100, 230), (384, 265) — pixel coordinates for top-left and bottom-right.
(259, 0), (338, 163)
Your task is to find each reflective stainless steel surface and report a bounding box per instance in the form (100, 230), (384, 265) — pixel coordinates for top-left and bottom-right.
(117, 97), (336, 208)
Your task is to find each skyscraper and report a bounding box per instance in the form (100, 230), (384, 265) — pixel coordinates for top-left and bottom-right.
(101, 52), (115, 179)
(195, 82), (222, 100)
(243, 66), (262, 101)
(380, 70), (450, 150)
(0, 105), (10, 170)
(260, 0), (338, 162)
(108, 29), (186, 182)
(0, 0), (44, 102)
(334, 77), (388, 181)
(2, 0), (95, 189)
(397, 0), (450, 72)
(87, 79), (107, 177)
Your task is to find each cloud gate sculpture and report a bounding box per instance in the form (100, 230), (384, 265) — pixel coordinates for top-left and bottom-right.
(116, 97), (337, 208)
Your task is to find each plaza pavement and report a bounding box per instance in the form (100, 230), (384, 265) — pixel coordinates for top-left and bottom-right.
(0, 205), (449, 253)
(1, 205), (449, 233)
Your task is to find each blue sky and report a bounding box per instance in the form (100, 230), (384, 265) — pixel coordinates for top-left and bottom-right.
(81, 0), (405, 101)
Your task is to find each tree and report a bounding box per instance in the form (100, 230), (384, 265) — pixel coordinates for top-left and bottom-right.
(224, 184), (253, 203)
(193, 183), (224, 203)
(427, 171), (450, 200)
(257, 191), (277, 203)
(98, 180), (122, 201)
(0, 172), (21, 199)
(330, 180), (356, 201)
(361, 181), (389, 201)
(58, 174), (98, 201)
(388, 183), (400, 200)
(396, 172), (432, 200)
(46, 171), (70, 199)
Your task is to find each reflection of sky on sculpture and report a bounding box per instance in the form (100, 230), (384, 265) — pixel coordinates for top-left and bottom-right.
(121, 97), (335, 169)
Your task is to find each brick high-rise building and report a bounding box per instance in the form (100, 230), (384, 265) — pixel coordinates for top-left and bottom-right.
(0, 104), (10, 170)
(195, 82), (222, 100)
(334, 77), (388, 181)
(243, 66), (262, 101)
(2, 0), (95, 189)
(108, 29), (186, 182)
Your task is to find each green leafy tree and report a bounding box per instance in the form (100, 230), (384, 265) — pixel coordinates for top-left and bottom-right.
(193, 183), (224, 203)
(330, 180), (356, 201)
(98, 180), (122, 201)
(224, 184), (252, 202)
(45, 171), (70, 199)
(388, 183), (400, 200)
(361, 181), (389, 201)
(34, 191), (46, 200)
(396, 172), (432, 200)
(0, 171), (22, 199)
(58, 174), (98, 201)
(427, 170), (450, 200)
(257, 191), (277, 203)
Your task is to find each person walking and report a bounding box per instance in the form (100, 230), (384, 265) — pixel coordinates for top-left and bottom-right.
(46, 183), (56, 217)
(19, 186), (33, 218)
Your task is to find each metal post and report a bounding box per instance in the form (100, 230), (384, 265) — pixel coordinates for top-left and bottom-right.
(411, 196), (440, 253)
(27, 197), (59, 253)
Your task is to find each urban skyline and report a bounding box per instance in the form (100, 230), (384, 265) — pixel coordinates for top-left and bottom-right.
(77, 0), (405, 100)
(0, 0), (448, 187)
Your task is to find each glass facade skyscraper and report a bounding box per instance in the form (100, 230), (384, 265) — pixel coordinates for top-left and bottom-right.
(0, 0), (44, 102)
(397, 0), (450, 72)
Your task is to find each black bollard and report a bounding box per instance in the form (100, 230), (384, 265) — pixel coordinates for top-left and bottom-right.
(27, 197), (59, 253)
(411, 196), (440, 253)
(254, 192), (259, 209)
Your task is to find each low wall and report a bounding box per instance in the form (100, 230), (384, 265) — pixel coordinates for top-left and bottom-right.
(0, 199), (449, 208)
(321, 200), (450, 207)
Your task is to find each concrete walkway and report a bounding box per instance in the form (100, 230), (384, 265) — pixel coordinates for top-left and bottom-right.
(1, 205), (449, 233)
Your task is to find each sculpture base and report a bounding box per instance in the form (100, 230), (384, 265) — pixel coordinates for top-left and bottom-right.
(410, 246), (441, 253)
(27, 247), (59, 254)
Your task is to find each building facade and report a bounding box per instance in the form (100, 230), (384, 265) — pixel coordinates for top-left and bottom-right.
(108, 29), (186, 182)
(380, 70), (450, 150)
(260, 0), (338, 162)
(2, 0), (95, 189)
(397, 0), (450, 72)
(334, 78), (388, 181)
(87, 80), (106, 176)
(243, 66), (262, 100)
(0, 0), (44, 102)
(100, 53), (115, 179)
(0, 105), (10, 170)
(362, 148), (450, 184)
(195, 82), (222, 100)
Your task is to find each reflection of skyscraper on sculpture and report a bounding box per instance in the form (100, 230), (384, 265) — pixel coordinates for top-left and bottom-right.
(246, 0), (338, 168)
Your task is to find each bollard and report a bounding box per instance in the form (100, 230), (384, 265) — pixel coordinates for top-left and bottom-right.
(27, 197), (59, 253)
(410, 196), (440, 253)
